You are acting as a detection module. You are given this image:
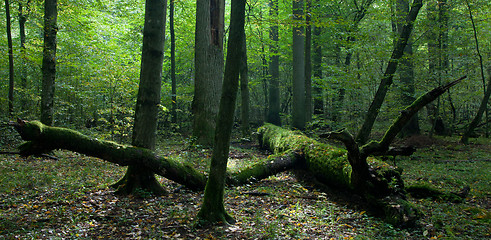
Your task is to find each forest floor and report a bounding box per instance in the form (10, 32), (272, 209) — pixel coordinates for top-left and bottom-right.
(0, 129), (490, 239)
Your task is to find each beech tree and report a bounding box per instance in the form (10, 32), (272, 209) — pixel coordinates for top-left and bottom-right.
(292, 0), (306, 130)
(267, 0), (281, 126)
(197, 0), (246, 225)
(111, 0), (168, 196)
(40, 0), (58, 125)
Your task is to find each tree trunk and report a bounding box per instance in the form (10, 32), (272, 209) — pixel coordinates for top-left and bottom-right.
(267, 0), (281, 126)
(461, 0), (489, 142)
(312, 24), (323, 115)
(113, 0), (168, 196)
(5, 0), (15, 117)
(40, 0), (58, 125)
(292, 0), (306, 130)
(461, 68), (491, 144)
(170, 0), (177, 124)
(197, 0), (246, 225)
(394, 0), (420, 137)
(18, 1), (29, 112)
(304, 0), (312, 123)
(355, 0), (422, 144)
(240, 32), (250, 138)
(192, 0), (225, 146)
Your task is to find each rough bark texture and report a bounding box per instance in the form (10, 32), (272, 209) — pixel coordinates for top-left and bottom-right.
(197, 0), (246, 225)
(113, 0), (168, 196)
(267, 0), (281, 126)
(40, 0), (58, 125)
(192, 0), (225, 146)
(292, 0), (306, 130)
(356, 0), (422, 144)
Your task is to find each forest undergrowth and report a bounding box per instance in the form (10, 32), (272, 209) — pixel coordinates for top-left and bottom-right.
(0, 130), (489, 239)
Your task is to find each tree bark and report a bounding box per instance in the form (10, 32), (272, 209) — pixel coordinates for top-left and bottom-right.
(113, 0), (168, 196)
(292, 0), (306, 130)
(170, 0), (177, 124)
(240, 31), (250, 138)
(355, 0), (422, 144)
(304, 0), (312, 122)
(197, 0), (246, 225)
(267, 0), (281, 126)
(192, 0), (225, 146)
(5, 0), (15, 117)
(394, 0), (420, 137)
(40, 0), (58, 125)
(461, 0), (489, 142)
(312, 24), (323, 115)
(18, 1), (29, 111)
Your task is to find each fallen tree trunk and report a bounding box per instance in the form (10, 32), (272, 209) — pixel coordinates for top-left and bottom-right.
(258, 123), (418, 226)
(8, 119), (299, 190)
(10, 119), (207, 191)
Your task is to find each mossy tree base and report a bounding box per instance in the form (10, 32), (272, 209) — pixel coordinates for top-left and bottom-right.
(111, 165), (167, 197)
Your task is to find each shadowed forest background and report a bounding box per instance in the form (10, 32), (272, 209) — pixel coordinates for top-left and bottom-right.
(1, 0), (490, 239)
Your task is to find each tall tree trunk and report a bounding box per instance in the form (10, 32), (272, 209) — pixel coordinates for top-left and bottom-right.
(292, 0), (305, 130)
(240, 32), (250, 138)
(267, 0), (281, 126)
(461, 0), (489, 144)
(355, 0), (422, 144)
(170, 0), (177, 124)
(312, 25), (323, 115)
(5, 0), (14, 117)
(197, 0), (245, 225)
(18, 1), (29, 112)
(394, 0), (420, 137)
(192, 0), (225, 146)
(304, 0), (312, 122)
(40, 0), (58, 125)
(112, 0), (167, 196)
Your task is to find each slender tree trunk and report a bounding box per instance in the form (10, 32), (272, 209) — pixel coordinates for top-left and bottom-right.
(461, 0), (489, 143)
(197, 0), (246, 225)
(267, 0), (281, 126)
(312, 25), (323, 115)
(40, 0), (58, 125)
(304, 0), (312, 122)
(192, 0), (225, 146)
(112, 0), (167, 196)
(240, 32), (250, 138)
(355, 0), (422, 144)
(292, 0), (305, 130)
(19, 1), (29, 112)
(170, 0), (177, 124)
(394, 0), (419, 137)
(5, 0), (14, 117)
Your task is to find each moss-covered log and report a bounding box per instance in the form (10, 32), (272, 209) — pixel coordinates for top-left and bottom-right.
(258, 123), (419, 227)
(10, 119), (207, 191)
(9, 119), (300, 191)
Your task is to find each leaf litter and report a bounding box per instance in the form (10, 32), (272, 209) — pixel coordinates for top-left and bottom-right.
(0, 135), (489, 239)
